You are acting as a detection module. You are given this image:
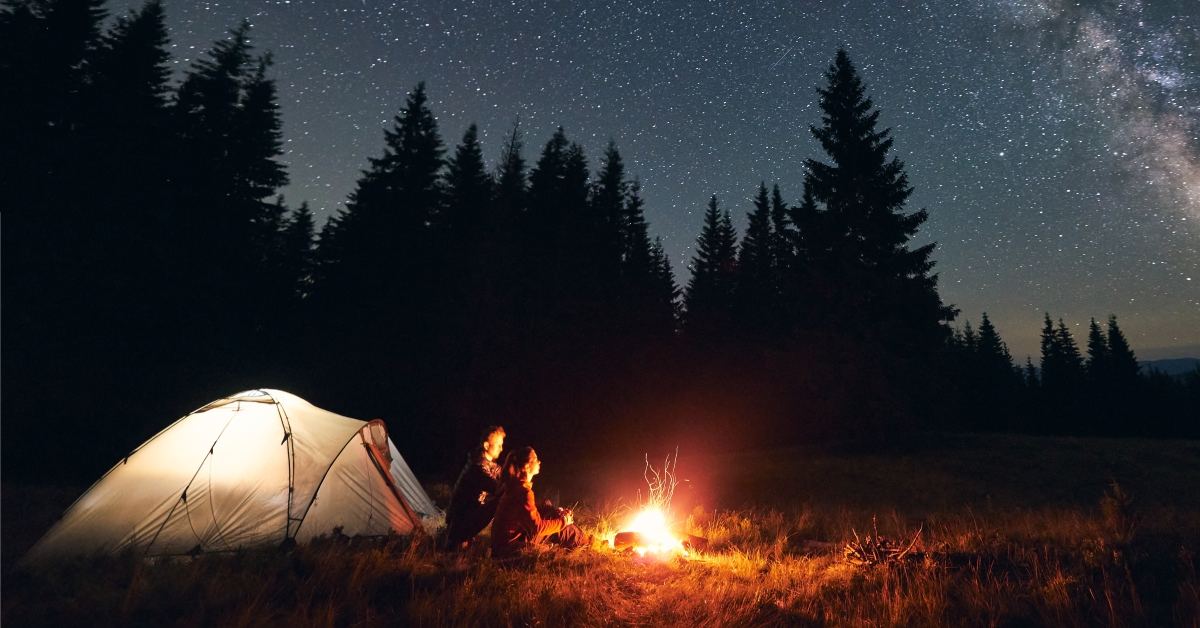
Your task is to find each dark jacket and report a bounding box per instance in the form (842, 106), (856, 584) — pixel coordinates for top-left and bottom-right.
(491, 476), (564, 558)
(444, 448), (502, 545)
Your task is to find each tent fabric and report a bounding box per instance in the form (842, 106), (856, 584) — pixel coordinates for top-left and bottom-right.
(388, 438), (440, 519)
(25, 389), (439, 563)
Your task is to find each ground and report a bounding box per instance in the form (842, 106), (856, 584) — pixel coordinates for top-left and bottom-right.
(4, 433), (1199, 626)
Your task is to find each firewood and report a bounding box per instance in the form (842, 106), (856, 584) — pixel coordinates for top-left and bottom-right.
(842, 516), (923, 567)
(613, 531), (646, 551)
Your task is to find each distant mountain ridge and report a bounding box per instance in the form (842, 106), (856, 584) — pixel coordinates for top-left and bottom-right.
(1140, 358), (1200, 377)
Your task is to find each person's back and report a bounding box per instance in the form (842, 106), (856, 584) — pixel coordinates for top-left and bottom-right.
(492, 472), (563, 558)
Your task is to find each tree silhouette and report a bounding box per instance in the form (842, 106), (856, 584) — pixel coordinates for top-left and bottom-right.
(441, 123), (494, 327)
(444, 124), (492, 239)
(736, 182), (776, 334)
(649, 235), (681, 333)
(170, 22), (289, 367)
(803, 48), (954, 349)
(1106, 315), (1139, 385)
(281, 202), (316, 298)
(769, 184), (791, 302)
(592, 140), (628, 292)
(977, 313), (1014, 375)
(685, 195), (738, 338)
(318, 82), (444, 297)
(620, 179), (677, 337)
(1086, 318), (1109, 379)
(312, 82), (446, 420)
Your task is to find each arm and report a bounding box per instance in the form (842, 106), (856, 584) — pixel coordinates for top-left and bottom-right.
(522, 485), (564, 540)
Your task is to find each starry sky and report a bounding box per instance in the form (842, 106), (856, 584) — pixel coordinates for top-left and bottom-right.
(122, 0), (1198, 360)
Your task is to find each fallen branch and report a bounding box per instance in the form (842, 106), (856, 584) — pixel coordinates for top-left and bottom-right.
(843, 516), (924, 567)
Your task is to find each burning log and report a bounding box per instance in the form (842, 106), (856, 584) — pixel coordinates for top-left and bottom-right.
(610, 449), (696, 557)
(613, 531), (646, 552)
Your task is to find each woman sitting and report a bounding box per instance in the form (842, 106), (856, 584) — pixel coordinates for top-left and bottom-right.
(491, 446), (588, 559)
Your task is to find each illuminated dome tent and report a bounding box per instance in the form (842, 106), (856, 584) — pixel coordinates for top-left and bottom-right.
(25, 389), (439, 563)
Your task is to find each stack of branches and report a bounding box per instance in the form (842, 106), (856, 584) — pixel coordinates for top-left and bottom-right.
(843, 516), (923, 567)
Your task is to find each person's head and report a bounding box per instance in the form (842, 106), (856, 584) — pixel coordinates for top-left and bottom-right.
(481, 425), (505, 461)
(502, 446), (540, 482)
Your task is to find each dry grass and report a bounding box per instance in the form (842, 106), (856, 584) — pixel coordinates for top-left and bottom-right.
(4, 434), (1200, 627)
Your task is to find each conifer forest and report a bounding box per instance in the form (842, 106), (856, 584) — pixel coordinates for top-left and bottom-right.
(2, 0), (1197, 485)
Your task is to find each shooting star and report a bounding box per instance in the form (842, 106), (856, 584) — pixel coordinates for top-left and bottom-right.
(769, 44), (796, 70)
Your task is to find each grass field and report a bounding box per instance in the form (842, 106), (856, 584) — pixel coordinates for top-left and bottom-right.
(4, 433), (1199, 626)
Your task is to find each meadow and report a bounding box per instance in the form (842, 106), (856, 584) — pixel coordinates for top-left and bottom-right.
(4, 433), (1199, 627)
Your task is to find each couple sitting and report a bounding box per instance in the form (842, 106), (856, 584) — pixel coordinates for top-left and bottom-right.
(442, 426), (587, 558)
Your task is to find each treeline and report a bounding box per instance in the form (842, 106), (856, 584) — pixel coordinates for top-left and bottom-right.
(3, 1), (1194, 482)
(946, 313), (1199, 437)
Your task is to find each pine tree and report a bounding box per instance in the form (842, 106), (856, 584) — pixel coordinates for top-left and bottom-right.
(233, 54), (288, 207)
(87, 0), (173, 200)
(525, 127), (594, 308)
(170, 22), (290, 355)
(736, 182), (775, 333)
(1024, 356), (1039, 388)
(1037, 316), (1087, 433)
(786, 181), (820, 261)
(23, 0), (106, 131)
(494, 120), (527, 217)
(320, 81), (445, 291)
(977, 313), (1014, 375)
(803, 49), (953, 347)
(310, 82), (447, 420)
(961, 320), (978, 354)
(441, 123), (496, 354)
(769, 184), (791, 285)
(684, 195), (738, 336)
(486, 118), (526, 327)
(971, 312), (1020, 431)
(444, 123), (492, 237)
(588, 140), (628, 301)
(525, 127), (572, 274)
(2, 0), (120, 478)
(282, 202), (316, 298)
(1, 0), (106, 211)
(1039, 313), (1058, 382)
(89, 0), (171, 130)
(488, 119), (526, 319)
(78, 0), (174, 316)
(649, 236), (680, 334)
(172, 21), (258, 263)
(1056, 319), (1085, 380)
(1085, 317), (1110, 385)
(1106, 315), (1139, 385)
(621, 180), (677, 337)
(780, 180), (821, 328)
(593, 140), (627, 264)
(622, 178), (653, 275)
(2, 0), (108, 291)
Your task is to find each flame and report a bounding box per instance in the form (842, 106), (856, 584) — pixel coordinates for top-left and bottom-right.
(624, 506), (686, 557)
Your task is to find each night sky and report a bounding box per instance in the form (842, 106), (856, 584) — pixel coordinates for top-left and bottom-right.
(121, 0), (1198, 361)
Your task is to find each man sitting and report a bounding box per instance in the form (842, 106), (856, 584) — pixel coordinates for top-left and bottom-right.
(441, 425), (505, 550)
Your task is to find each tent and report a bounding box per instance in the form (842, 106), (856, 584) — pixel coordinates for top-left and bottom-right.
(25, 389), (440, 563)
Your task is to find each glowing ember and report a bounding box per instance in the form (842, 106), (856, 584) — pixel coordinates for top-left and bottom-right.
(624, 505), (686, 556)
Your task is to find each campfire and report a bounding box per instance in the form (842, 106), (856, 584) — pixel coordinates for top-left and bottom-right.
(610, 450), (697, 558)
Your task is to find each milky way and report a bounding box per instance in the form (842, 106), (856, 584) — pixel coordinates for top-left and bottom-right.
(124, 0), (1199, 359)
